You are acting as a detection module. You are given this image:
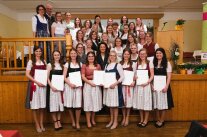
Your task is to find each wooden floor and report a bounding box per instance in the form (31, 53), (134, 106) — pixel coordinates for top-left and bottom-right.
(0, 122), (190, 137)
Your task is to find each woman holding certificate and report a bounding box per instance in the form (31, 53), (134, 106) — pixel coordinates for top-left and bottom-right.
(63, 48), (82, 130)
(25, 46), (47, 133)
(104, 50), (124, 129)
(47, 50), (64, 130)
(81, 51), (102, 128)
(133, 48), (154, 128)
(120, 48), (136, 126)
(153, 48), (174, 128)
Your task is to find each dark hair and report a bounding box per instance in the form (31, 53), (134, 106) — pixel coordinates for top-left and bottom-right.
(32, 46), (45, 66)
(120, 16), (128, 25)
(94, 15), (103, 33)
(136, 17), (143, 27)
(97, 42), (109, 56)
(114, 37), (123, 48)
(83, 20), (92, 28)
(120, 48), (132, 67)
(51, 50), (63, 70)
(138, 48), (149, 65)
(112, 22), (119, 26)
(74, 17), (82, 28)
(85, 51), (97, 66)
(55, 12), (62, 24)
(126, 33), (137, 48)
(153, 48), (168, 69)
(121, 24), (129, 38)
(36, 5), (46, 14)
(89, 30), (98, 42)
(76, 30), (84, 42)
(128, 22), (137, 36)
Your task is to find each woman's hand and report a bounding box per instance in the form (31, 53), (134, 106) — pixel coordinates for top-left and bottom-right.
(36, 82), (45, 87)
(162, 86), (168, 93)
(109, 83), (117, 89)
(130, 81), (135, 87)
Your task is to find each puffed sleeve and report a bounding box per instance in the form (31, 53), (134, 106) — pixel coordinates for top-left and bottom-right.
(149, 61), (154, 69)
(47, 63), (52, 71)
(167, 62), (172, 73)
(32, 16), (37, 32)
(81, 64), (86, 75)
(117, 63), (124, 82)
(64, 62), (69, 68)
(155, 43), (159, 50)
(26, 60), (33, 70)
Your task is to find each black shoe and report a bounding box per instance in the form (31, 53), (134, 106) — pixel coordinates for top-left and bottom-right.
(140, 122), (148, 128)
(57, 120), (63, 130)
(137, 122), (143, 127)
(54, 121), (59, 131)
(155, 121), (165, 128)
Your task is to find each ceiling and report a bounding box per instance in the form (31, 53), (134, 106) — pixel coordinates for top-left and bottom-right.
(0, 0), (206, 13)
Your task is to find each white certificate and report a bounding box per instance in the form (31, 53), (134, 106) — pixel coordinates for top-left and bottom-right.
(122, 70), (134, 86)
(154, 75), (166, 91)
(51, 75), (64, 91)
(93, 70), (105, 85)
(68, 71), (82, 87)
(34, 69), (47, 86)
(136, 70), (149, 85)
(103, 72), (116, 88)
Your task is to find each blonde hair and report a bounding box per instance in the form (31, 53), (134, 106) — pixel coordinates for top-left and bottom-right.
(108, 50), (118, 63)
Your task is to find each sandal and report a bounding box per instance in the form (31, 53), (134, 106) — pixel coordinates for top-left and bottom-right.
(137, 122), (143, 127)
(54, 121), (59, 131)
(57, 120), (63, 130)
(155, 121), (165, 128)
(140, 122), (148, 128)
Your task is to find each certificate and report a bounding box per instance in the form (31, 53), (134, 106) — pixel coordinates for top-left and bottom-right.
(34, 69), (47, 86)
(93, 70), (105, 85)
(122, 70), (134, 86)
(154, 75), (166, 91)
(103, 72), (116, 88)
(136, 70), (149, 85)
(68, 71), (82, 87)
(51, 75), (64, 91)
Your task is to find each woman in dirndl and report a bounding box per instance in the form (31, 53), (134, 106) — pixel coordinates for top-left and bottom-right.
(104, 50), (124, 129)
(133, 48), (154, 128)
(120, 48), (136, 126)
(25, 46), (47, 133)
(81, 51), (102, 128)
(153, 48), (174, 128)
(63, 48), (82, 130)
(47, 50), (64, 130)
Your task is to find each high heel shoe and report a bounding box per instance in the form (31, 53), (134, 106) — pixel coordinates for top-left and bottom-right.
(54, 121), (59, 131)
(137, 122), (143, 127)
(140, 122), (148, 128)
(36, 128), (42, 133)
(155, 121), (165, 128)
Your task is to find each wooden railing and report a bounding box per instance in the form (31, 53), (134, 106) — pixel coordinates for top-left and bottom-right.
(0, 34), (72, 75)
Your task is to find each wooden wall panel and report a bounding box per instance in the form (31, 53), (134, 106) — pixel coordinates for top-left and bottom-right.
(0, 75), (207, 123)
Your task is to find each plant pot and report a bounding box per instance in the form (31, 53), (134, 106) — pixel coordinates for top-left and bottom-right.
(187, 69), (193, 74)
(204, 70), (207, 74)
(175, 25), (183, 30)
(180, 69), (186, 74)
(195, 69), (204, 74)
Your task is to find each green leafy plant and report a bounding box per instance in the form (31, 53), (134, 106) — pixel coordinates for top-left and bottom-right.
(176, 19), (186, 25)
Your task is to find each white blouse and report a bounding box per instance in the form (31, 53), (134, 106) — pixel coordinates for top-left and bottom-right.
(47, 63), (62, 71)
(51, 22), (66, 35)
(26, 60), (46, 70)
(32, 14), (49, 33)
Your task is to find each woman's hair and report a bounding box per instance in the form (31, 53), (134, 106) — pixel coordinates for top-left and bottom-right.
(68, 48), (80, 64)
(36, 5), (46, 14)
(32, 46), (44, 66)
(85, 51), (97, 66)
(55, 12), (62, 24)
(120, 48), (132, 67)
(74, 17), (82, 28)
(114, 37), (123, 48)
(128, 22), (137, 35)
(146, 32), (154, 42)
(136, 18), (143, 27)
(106, 25), (115, 38)
(89, 30), (98, 41)
(50, 50), (63, 70)
(108, 50), (118, 63)
(83, 20), (92, 28)
(97, 42), (109, 56)
(120, 16), (128, 25)
(120, 24), (129, 38)
(94, 15), (103, 33)
(76, 30), (84, 42)
(138, 48), (149, 65)
(153, 48), (168, 69)
(126, 33), (137, 48)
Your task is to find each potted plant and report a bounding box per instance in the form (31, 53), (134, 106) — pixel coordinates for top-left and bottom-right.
(178, 64), (186, 74)
(194, 64), (204, 74)
(185, 63), (194, 74)
(202, 64), (207, 74)
(175, 19), (185, 30)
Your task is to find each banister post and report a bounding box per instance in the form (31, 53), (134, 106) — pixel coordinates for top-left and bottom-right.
(65, 33), (72, 62)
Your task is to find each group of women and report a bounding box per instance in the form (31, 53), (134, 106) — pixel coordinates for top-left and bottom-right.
(28, 4), (174, 133)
